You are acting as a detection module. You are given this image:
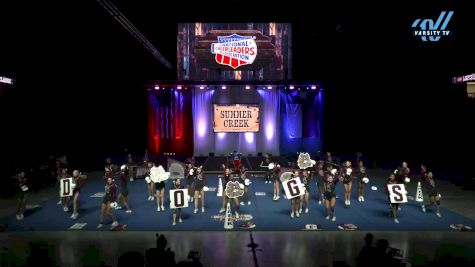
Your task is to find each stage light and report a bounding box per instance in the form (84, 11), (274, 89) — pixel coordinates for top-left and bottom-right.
(245, 85), (251, 90)
(311, 85), (317, 90)
(154, 85), (160, 90)
(289, 85), (294, 90)
(267, 86), (272, 89)
(221, 86), (226, 90)
(177, 86), (182, 90)
(199, 86), (205, 90)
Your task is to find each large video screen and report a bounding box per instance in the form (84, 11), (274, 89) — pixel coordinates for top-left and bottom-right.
(213, 104), (259, 132)
(178, 23), (292, 81)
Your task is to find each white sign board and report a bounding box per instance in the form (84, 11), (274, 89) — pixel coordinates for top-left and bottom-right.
(282, 178), (305, 199)
(170, 189), (189, 209)
(387, 184), (408, 204)
(60, 177), (73, 197)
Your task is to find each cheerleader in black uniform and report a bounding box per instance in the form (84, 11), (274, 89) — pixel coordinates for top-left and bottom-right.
(172, 178), (183, 225)
(117, 165), (132, 213)
(186, 163), (195, 203)
(315, 161), (325, 205)
(194, 167), (206, 213)
(324, 173), (338, 221)
(259, 154), (272, 183)
(71, 170), (87, 220)
(421, 171), (441, 218)
(98, 177), (119, 229)
(339, 161), (353, 206)
(145, 161), (154, 201)
(385, 173), (400, 223)
(58, 168), (70, 212)
(356, 161), (368, 202)
(300, 170), (311, 214)
(239, 165), (252, 206)
(272, 164), (281, 201)
(219, 164), (232, 213)
(16, 172), (28, 220)
(290, 171), (301, 218)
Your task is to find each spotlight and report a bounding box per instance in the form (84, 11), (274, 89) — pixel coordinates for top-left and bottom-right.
(177, 86), (182, 90)
(311, 85), (317, 90)
(154, 85), (159, 90)
(221, 86), (226, 90)
(199, 86), (205, 90)
(289, 85), (294, 90)
(245, 85), (251, 90)
(267, 86), (272, 89)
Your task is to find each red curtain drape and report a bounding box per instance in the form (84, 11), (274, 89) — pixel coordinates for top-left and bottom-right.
(147, 89), (193, 156)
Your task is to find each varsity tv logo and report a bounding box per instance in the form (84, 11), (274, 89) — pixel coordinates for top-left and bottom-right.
(412, 11), (454, 41)
(211, 34), (257, 69)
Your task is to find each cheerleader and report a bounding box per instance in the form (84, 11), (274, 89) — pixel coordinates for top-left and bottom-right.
(299, 170), (311, 214)
(356, 161), (368, 202)
(259, 154), (272, 183)
(15, 172), (28, 220)
(421, 171), (441, 218)
(152, 164), (167, 212)
(185, 163), (195, 203)
(315, 161), (325, 205)
(117, 165), (132, 213)
(104, 158), (115, 179)
(172, 178), (183, 225)
(239, 165), (251, 206)
(272, 163), (281, 200)
(126, 154), (136, 182)
(145, 161), (154, 201)
(219, 164), (232, 213)
(70, 170), (87, 220)
(419, 165), (427, 182)
(395, 161), (411, 184)
(324, 172), (338, 221)
(194, 167), (206, 213)
(98, 177), (119, 229)
(339, 161), (353, 206)
(385, 173), (400, 223)
(290, 171), (301, 218)
(58, 168), (70, 212)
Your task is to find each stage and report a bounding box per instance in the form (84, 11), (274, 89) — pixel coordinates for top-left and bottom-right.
(2, 169), (475, 231)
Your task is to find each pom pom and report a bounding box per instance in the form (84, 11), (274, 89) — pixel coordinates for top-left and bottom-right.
(268, 163), (275, 170)
(405, 177), (411, 183)
(110, 202), (117, 208)
(244, 179), (252, 186)
(145, 176), (151, 183)
(120, 164), (127, 171)
(21, 185), (28, 192)
(438, 194), (441, 199)
(394, 169), (398, 174)
(362, 177), (369, 183)
(239, 183), (245, 189)
(189, 169), (194, 175)
(203, 186), (209, 192)
(371, 186), (378, 191)
(346, 168), (353, 175)
(331, 169), (337, 175)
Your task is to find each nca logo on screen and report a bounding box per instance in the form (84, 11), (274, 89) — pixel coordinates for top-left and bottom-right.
(412, 11), (454, 41)
(211, 34), (257, 69)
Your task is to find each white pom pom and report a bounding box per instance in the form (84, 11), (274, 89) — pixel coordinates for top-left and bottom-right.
(268, 163), (275, 170)
(21, 185), (28, 192)
(145, 176), (151, 183)
(71, 183), (76, 189)
(438, 194), (441, 199)
(203, 186), (209, 192)
(331, 169), (337, 175)
(405, 177), (411, 183)
(244, 179), (252, 186)
(276, 164), (280, 168)
(311, 160), (316, 165)
(371, 186), (378, 191)
(362, 177), (369, 183)
(394, 169), (398, 174)
(346, 168), (352, 175)
(105, 167), (110, 172)
(239, 183), (245, 189)
(110, 202), (117, 208)
(189, 169), (194, 175)
(120, 164), (126, 171)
